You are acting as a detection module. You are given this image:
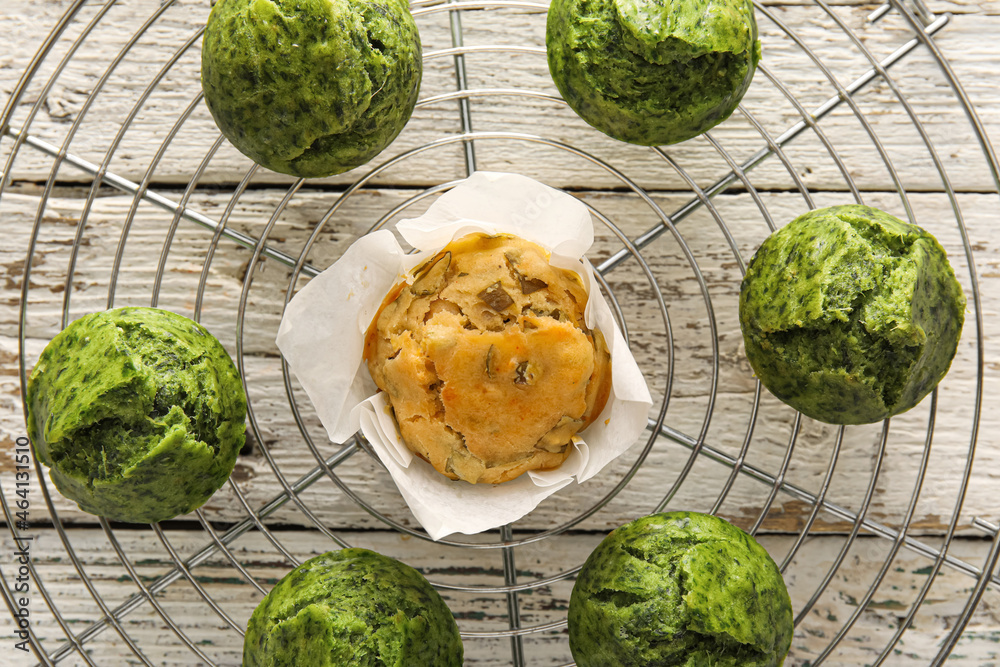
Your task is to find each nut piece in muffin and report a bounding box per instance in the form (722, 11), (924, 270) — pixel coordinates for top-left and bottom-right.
(364, 233), (612, 484)
(739, 205), (966, 425)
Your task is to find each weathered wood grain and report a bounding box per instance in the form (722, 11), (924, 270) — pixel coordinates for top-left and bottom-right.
(3, 0), (999, 664)
(0, 528), (998, 665)
(1, 187), (996, 535)
(2, 0), (999, 192)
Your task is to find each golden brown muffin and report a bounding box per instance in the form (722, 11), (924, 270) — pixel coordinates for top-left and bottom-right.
(364, 233), (612, 484)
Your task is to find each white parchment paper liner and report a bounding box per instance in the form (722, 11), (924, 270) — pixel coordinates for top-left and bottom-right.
(276, 172), (652, 540)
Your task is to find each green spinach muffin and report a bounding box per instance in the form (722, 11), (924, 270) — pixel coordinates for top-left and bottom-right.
(201, 0), (422, 178)
(244, 548), (464, 666)
(568, 512), (793, 667)
(546, 0), (761, 145)
(26, 307), (246, 524)
(739, 205), (965, 424)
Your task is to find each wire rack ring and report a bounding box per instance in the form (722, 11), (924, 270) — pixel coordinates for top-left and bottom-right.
(2, 0), (999, 665)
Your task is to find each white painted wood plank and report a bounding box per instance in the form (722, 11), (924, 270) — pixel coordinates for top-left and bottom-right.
(1, 1), (998, 192)
(3, 0), (999, 663)
(0, 528), (997, 665)
(2, 188), (996, 534)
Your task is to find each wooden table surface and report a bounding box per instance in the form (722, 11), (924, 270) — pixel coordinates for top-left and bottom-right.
(2, 0), (999, 664)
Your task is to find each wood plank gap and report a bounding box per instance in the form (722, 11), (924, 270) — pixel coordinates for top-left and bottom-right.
(655, 419), (1000, 588)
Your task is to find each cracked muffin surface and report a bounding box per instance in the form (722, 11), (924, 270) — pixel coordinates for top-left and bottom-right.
(546, 0), (760, 145)
(243, 548), (463, 666)
(26, 307), (246, 524)
(739, 204), (965, 425)
(201, 0), (421, 178)
(364, 233), (612, 484)
(568, 512), (793, 667)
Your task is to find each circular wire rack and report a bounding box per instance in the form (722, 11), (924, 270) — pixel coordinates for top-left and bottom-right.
(3, 0), (999, 664)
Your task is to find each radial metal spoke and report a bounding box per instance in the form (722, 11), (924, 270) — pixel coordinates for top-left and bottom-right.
(4, 0), (995, 663)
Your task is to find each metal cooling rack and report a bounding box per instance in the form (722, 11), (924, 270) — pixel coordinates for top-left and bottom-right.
(3, 0), (999, 664)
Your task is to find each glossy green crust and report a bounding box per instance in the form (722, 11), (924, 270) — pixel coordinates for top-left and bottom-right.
(739, 205), (966, 425)
(26, 307), (246, 524)
(546, 0), (760, 145)
(243, 549), (464, 667)
(568, 512), (793, 667)
(201, 0), (421, 178)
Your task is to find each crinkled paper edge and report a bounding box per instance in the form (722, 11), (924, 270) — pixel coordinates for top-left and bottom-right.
(276, 171), (652, 539)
